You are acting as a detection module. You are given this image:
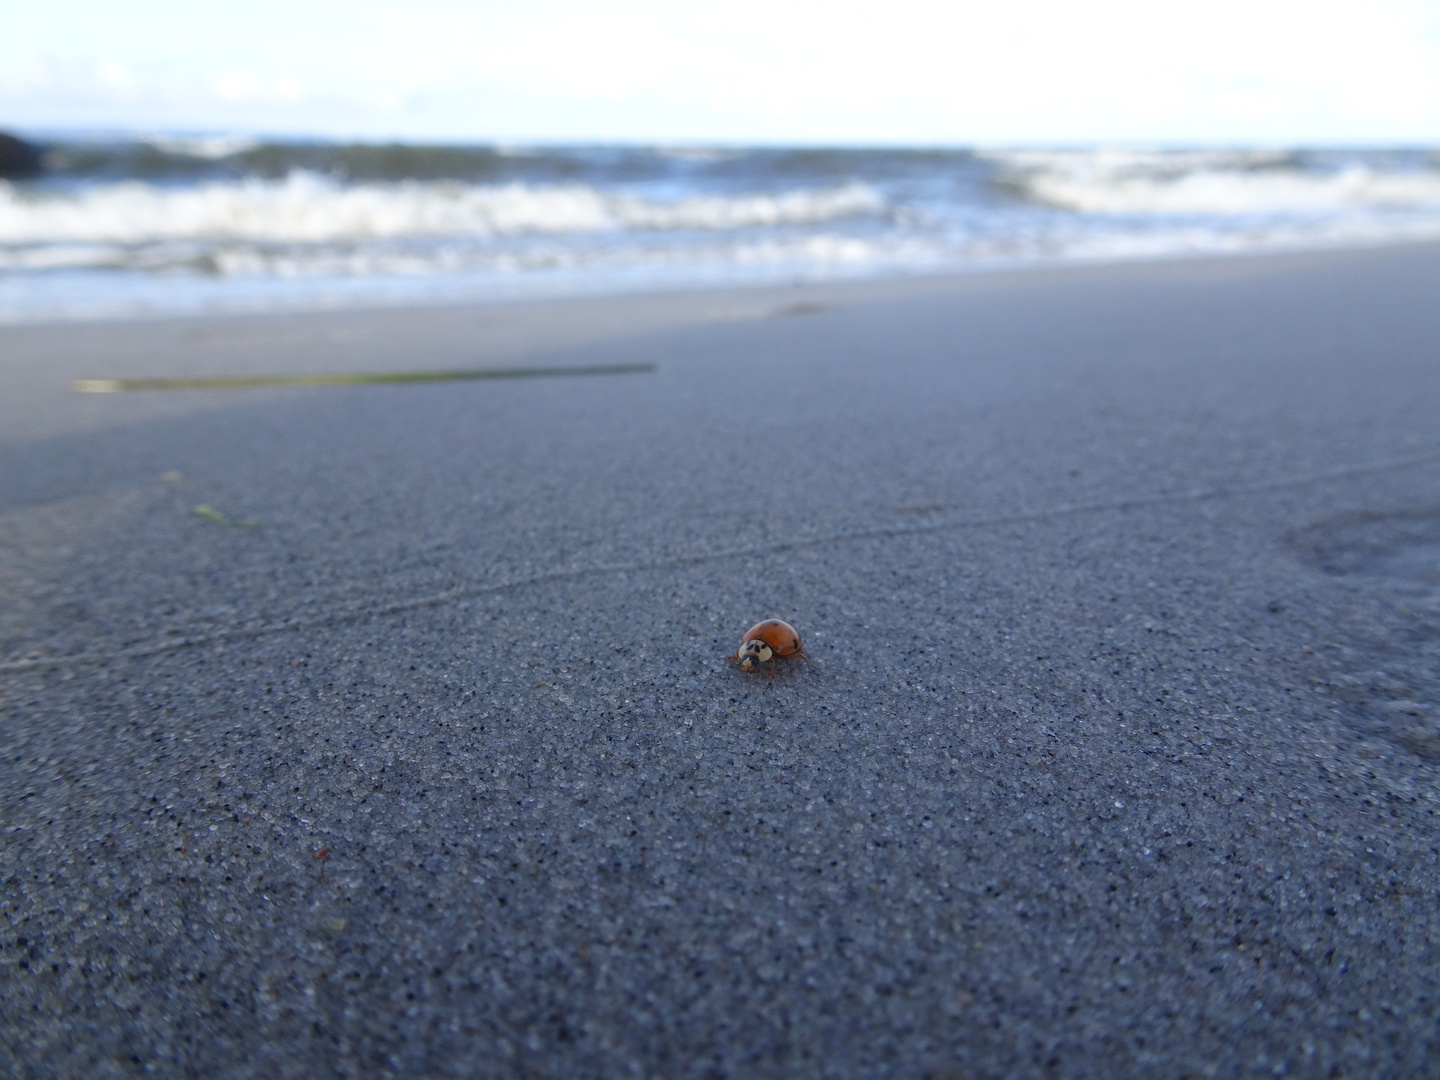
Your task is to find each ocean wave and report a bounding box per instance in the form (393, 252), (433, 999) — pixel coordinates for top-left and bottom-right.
(30, 138), (983, 185)
(986, 149), (1440, 214)
(7, 206), (1440, 288)
(7, 213), (1440, 326)
(0, 174), (885, 245)
(144, 134), (264, 160)
(4, 140), (1440, 323)
(0, 230), (895, 279)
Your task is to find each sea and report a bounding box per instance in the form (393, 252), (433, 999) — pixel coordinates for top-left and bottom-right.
(2, 137), (1439, 322)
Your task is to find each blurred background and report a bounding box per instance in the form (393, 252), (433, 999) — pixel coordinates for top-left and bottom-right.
(2, 0), (1439, 322)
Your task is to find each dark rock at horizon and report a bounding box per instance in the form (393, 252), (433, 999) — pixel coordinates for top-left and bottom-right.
(0, 132), (43, 178)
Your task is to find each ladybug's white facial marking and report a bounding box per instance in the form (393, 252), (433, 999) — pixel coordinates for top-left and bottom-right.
(737, 639), (772, 672)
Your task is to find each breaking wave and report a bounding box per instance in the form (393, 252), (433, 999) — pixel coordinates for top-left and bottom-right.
(0, 174), (884, 247)
(2, 139), (1439, 321)
(986, 149), (1440, 215)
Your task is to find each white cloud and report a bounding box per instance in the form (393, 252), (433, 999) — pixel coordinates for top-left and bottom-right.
(209, 71), (307, 104)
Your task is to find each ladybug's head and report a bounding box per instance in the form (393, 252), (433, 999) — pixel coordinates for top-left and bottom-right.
(737, 639), (772, 672)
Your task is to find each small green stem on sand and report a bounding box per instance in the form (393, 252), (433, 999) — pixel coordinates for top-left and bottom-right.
(194, 504), (259, 529)
(72, 362), (655, 393)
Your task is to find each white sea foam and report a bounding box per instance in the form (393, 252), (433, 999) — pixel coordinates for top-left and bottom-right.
(143, 134), (262, 160)
(0, 174), (884, 246)
(986, 149), (1440, 214)
(5, 143), (1440, 323)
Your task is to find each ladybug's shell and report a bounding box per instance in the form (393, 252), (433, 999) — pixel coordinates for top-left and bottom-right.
(740, 619), (803, 658)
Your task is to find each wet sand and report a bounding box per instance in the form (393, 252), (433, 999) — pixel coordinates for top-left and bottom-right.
(4, 245), (1440, 1077)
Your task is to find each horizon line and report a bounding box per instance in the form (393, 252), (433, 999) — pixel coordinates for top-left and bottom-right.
(7, 127), (1440, 152)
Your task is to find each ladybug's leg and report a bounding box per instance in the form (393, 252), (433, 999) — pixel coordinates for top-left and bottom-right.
(769, 657), (778, 679)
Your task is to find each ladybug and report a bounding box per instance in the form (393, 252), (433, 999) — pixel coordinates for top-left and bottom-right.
(726, 619), (808, 677)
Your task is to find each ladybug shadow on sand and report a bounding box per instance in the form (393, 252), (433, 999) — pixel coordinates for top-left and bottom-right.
(725, 619), (809, 679)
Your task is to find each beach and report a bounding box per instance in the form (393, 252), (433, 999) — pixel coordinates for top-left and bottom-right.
(3, 242), (1440, 1076)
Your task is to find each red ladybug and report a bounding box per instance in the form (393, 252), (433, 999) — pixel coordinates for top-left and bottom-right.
(726, 619), (808, 677)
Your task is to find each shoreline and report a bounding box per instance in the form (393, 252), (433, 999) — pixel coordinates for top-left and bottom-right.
(5, 229), (1440, 330)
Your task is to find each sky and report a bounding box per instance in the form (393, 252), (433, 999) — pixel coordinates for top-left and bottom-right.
(2, 0), (1439, 145)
